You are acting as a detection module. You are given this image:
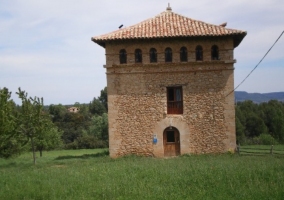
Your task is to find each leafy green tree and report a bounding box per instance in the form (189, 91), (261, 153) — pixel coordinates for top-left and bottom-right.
(245, 112), (268, 138)
(99, 87), (108, 111)
(49, 103), (91, 145)
(77, 113), (109, 149)
(77, 103), (91, 117)
(235, 100), (284, 144)
(238, 100), (258, 117)
(91, 113), (108, 141)
(49, 104), (67, 122)
(61, 112), (91, 143)
(34, 119), (63, 157)
(0, 88), (26, 158)
(16, 88), (54, 164)
(235, 106), (246, 127)
(262, 100), (284, 142)
(236, 117), (245, 144)
(89, 98), (106, 115)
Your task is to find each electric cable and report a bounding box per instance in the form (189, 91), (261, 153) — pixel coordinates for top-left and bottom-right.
(226, 30), (284, 97)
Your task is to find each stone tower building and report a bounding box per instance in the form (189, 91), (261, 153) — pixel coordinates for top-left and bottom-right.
(92, 6), (246, 157)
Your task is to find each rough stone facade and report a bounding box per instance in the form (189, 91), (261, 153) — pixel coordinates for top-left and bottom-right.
(104, 38), (237, 157)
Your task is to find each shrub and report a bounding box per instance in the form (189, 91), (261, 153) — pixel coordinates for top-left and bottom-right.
(65, 136), (108, 149)
(65, 141), (79, 150)
(258, 133), (278, 145)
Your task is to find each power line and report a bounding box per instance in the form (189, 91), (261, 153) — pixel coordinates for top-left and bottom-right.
(226, 30), (284, 97)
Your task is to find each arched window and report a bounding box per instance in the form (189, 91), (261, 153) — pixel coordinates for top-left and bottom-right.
(119, 49), (127, 64)
(180, 47), (188, 62)
(135, 49), (142, 63)
(149, 48), (157, 63)
(165, 47), (172, 62)
(211, 45), (219, 60)
(195, 45), (203, 61)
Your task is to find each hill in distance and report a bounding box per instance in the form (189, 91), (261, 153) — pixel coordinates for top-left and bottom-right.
(235, 91), (284, 103)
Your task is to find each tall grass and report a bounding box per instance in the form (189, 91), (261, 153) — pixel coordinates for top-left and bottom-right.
(0, 148), (284, 199)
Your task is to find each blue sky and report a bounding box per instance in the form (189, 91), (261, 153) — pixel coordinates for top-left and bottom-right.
(1, 0), (283, 105)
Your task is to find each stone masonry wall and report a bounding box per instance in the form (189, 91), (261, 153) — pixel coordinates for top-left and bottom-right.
(105, 37), (236, 157)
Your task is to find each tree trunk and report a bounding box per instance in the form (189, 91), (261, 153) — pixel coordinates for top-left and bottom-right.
(40, 148), (42, 157)
(31, 137), (36, 165)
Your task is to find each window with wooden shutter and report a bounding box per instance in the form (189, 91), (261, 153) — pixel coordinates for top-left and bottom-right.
(167, 87), (183, 114)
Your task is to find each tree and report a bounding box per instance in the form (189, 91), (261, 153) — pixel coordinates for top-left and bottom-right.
(90, 113), (108, 142)
(16, 88), (53, 164)
(236, 117), (245, 144)
(0, 88), (26, 158)
(61, 112), (91, 143)
(33, 118), (63, 157)
(49, 104), (67, 122)
(77, 113), (109, 149)
(99, 87), (108, 111)
(89, 98), (106, 115)
(267, 101), (284, 142)
(245, 112), (268, 138)
(235, 100), (284, 144)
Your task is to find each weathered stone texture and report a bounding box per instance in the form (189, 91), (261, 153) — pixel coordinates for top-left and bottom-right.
(106, 38), (236, 157)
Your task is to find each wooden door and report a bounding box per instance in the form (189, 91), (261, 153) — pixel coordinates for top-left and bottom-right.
(163, 127), (180, 157)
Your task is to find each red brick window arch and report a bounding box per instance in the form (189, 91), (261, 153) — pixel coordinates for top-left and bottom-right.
(180, 46), (188, 62)
(135, 49), (142, 63)
(165, 47), (172, 62)
(149, 48), (157, 63)
(119, 49), (127, 64)
(195, 45), (203, 61)
(211, 45), (219, 60)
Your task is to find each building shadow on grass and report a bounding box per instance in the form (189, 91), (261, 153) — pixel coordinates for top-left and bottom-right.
(54, 150), (109, 160)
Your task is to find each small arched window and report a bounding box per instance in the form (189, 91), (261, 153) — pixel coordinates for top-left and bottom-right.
(119, 49), (127, 64)
(180, 47), (188, 62)
(135, 49), (142, 63)
(195, 45), (203, 61)
(211, 45), (219, 60)
(149, 48), (157, 63)
(165, 47), (172, 62)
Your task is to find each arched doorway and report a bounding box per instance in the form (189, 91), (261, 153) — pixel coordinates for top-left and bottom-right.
(163, 127), (180, 157)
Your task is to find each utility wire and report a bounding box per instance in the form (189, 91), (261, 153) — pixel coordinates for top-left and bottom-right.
(226, 30), (284, 97)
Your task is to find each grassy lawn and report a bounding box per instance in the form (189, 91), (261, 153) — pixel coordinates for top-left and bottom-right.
(0, 148), (284, 200)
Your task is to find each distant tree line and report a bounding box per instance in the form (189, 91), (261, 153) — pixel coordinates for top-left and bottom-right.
(49, 87), (108, 150)
(236, 100), (284, 145)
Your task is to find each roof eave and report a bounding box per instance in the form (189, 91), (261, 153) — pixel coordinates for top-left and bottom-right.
(233, 32), (247, 48)
(92, 33), (247, 48)
(91, 37), (106, 48)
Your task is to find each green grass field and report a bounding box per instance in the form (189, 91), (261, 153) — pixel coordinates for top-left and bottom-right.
(1, 148), (284, 200)
(239, 145), (284, 155)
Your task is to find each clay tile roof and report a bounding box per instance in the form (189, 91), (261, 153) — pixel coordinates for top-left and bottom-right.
(92, 7), (246, 48)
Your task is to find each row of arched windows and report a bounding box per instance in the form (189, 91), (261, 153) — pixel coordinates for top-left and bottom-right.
(119, 45), (219, 64)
